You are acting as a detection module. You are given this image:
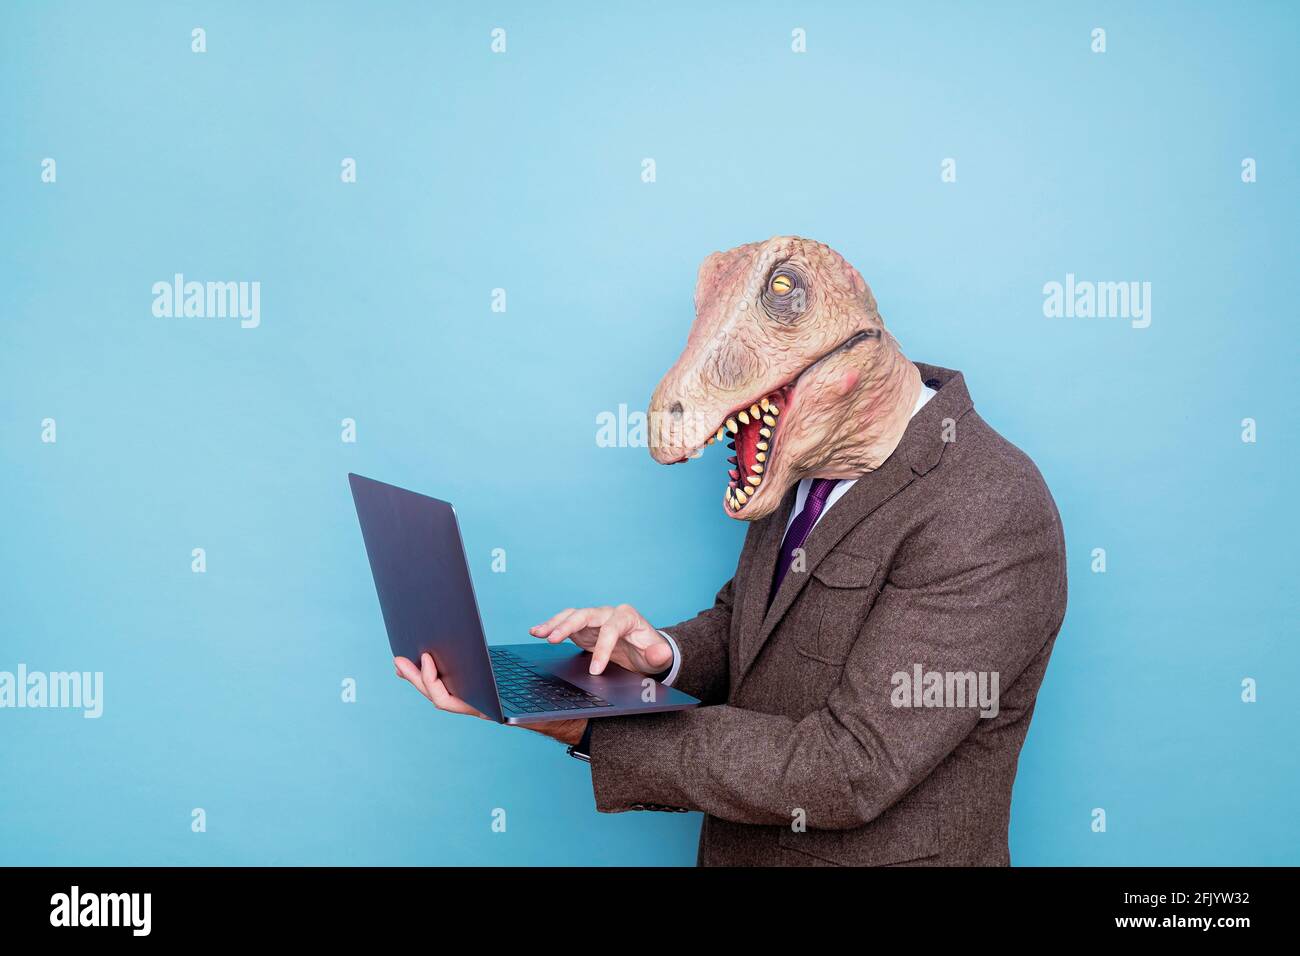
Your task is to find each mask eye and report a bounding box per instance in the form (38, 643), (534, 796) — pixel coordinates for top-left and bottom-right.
(770, 273), (794, 295)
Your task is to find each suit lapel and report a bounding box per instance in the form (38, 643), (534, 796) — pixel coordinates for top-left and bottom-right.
(733, 488), (796, 676)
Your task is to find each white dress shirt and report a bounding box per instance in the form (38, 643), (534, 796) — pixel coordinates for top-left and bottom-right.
(657, 383), (937, 686)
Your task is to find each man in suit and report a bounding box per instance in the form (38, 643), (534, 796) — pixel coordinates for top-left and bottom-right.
(396, 237), (1067, 866)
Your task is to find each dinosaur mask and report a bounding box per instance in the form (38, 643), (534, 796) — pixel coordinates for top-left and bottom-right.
(648, 236), (923, 521)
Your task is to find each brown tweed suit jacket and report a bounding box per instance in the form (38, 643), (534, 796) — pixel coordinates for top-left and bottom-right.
(588, 363), (1068, 866)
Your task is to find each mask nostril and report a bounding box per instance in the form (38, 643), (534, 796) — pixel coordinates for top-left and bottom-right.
(669, 401), (684, 420)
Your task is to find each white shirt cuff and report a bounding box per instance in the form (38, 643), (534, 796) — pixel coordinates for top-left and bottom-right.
(656, 629), (682, 687)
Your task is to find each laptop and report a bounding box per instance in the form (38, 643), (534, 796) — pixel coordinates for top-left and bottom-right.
(348, 474), (700, 724)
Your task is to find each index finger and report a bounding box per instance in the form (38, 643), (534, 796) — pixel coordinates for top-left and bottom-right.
(589, 612), (633, 675)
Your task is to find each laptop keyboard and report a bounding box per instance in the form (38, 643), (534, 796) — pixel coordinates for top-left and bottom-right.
(489, 647), (613, 714)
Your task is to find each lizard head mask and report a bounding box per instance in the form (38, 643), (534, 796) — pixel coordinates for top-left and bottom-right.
(648, 236), (921, 520)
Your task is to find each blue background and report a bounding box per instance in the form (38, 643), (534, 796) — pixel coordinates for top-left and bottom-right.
(2, 1), (1296, 865)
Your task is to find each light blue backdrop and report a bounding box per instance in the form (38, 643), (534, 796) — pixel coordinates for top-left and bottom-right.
(2, 1), (1296, 866)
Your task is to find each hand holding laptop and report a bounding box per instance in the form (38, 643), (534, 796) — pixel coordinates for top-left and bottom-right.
(394, 652), (588, 746)
(351, 474), (699, 732)
(395, 604), (671, 745)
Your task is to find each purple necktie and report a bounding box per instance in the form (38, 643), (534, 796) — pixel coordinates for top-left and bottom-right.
(769, 478), (840, 606)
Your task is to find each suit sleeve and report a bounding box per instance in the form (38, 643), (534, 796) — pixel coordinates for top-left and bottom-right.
(588, 493), (1066, 828)
(657, 577), (734, 705)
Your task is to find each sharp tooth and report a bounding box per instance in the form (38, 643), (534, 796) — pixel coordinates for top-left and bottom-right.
(756, 441), (768, 451)
(752, 463), (763, 473)
(738, 411), (750, 425)
(726, 418), (738, 434)
(716, 427), (726, 442)
(759, 427), (771, 438)
(746, 475), (761, 487)
(727, 455), (737, 464)
(762, 414), (776, 427)
(727, 440), (736, 450)
(736, 488), (748, 501)
(706, 436), (715, 445)
(770, 405), (780, 416)
(750, 404), (760, 418)
(759, 397), (771, 411)
(729, 469), (740, 480)
(755, 452), (766, 462)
